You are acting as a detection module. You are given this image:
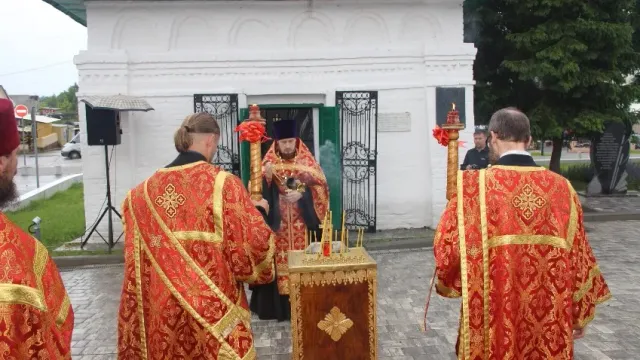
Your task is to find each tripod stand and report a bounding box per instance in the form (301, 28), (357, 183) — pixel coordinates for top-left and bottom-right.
(81, 144), (123, 252)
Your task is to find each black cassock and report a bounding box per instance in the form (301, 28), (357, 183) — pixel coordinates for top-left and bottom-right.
(249, 178), (322, 322)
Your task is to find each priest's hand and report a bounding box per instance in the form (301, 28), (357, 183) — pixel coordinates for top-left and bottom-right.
(284, 190), (303, 203)
(252, 198), (270, 214)
(264, 162), (273, 181)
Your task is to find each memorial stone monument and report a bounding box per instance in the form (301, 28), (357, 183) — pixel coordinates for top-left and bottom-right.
(587, 120), (633, 195)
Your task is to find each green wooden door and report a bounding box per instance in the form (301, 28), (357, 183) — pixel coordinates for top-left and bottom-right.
(319, 106), (342, 229)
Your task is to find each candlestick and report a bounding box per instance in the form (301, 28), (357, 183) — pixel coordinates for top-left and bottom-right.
(442, 102), (465, 201)
(235, 104), (268, 201)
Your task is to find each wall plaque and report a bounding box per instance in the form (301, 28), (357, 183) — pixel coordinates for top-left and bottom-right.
(377, 112), (411, 132)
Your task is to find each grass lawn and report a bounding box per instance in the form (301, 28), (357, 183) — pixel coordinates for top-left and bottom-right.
(5, 183), (86, 251)
(528, 151), (550, 157)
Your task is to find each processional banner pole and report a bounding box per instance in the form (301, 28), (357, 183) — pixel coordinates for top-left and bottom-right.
(422, 103), (465, 332)
(235, 104), (269, 200)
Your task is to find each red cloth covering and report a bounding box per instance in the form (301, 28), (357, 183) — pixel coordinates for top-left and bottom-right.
(0, 98), (20, 155)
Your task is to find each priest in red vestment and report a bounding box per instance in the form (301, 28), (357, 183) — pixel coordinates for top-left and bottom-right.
(0, 97), (74, 358)
(434, 108), (611, 359)
(249, 118), (329, 321)
(117, 112), (275, 360)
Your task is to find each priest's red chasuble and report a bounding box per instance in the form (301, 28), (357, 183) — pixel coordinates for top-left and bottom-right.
(0, 213), (74, 359)
(117, 162), (275, 360)
(262, 141), (329, 294)
(434, 166), (611, 360)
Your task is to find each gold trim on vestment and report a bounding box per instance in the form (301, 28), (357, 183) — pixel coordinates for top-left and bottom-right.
(55, 294), (71, 327)
(241, 346), (257, 360)
(479, 169), (490, 357)
(436, 280), (461, 298)
(486, 235), (570, 250)
(489, 165), (546, 172)
(456, 170), (470, 360)
(173, 231), (222, 243)
(33, 241), (48, 308)
(142, 175), (248, 318)
(577, 291), (612, 329)
(0, 283), (46, 311)
(140, 172), (254, 357)
(157, 161), (207, 172)
(244, 233), (276, 284)
(127, 192), (148, 359)
(566, 182), (578, 250)
(213, 171), (227, 239)
(573, 265), (602, 302)
(140, 241), (241, 359)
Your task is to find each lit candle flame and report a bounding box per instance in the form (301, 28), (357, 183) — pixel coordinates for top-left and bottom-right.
(452, 103), (456, 111)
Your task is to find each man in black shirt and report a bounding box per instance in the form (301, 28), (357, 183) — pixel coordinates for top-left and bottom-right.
(460, 129), (489, 170)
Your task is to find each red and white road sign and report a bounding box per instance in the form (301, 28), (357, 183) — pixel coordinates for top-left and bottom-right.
(14, 104), (28, 118)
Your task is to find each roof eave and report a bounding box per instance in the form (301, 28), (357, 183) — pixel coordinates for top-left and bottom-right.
(42, 0), (87, 27)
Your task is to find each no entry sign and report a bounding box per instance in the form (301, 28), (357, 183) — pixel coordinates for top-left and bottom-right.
(14, 104), (28, 118)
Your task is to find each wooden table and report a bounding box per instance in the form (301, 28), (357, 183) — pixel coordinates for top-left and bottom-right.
(288, 247), (378, 360)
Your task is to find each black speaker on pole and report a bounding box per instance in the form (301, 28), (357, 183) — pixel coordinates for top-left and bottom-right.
(81, 103), (123, 252)
(85, 104), (122, 146)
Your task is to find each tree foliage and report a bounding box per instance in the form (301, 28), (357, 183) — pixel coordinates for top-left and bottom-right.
(468, 0), (640, 172)
(40, 83), (79, 116)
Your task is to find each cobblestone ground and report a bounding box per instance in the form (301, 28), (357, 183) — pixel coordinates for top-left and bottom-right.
(580, 196), (640, 213)
(63, 221), (640, 360)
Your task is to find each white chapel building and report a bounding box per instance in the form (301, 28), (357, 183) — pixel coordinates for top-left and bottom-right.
(45, 0), (477, 238)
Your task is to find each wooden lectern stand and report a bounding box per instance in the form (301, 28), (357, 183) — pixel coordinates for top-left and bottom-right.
(288, 222), (378, 359)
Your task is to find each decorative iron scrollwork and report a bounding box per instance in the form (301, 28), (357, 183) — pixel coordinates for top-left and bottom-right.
(337, 91), (378, 232)
(193, 94), (240, 175)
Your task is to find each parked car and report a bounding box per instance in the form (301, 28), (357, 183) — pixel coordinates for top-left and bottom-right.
(61, 133), (81, 159)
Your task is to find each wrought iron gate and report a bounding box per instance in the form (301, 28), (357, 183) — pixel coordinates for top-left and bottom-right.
(193, 94), (240, 176)
(337, 91), (378, 231)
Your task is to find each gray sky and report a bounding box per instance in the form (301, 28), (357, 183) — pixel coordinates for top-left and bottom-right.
(0, 0), (86, 97)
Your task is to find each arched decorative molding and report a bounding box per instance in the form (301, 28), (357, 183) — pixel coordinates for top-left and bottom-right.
(343, 12), (390, 45)
(111, 15), (160, 50)
(288, 11), (335, 48)
(228, 18), (273, 47)
(398, 13), (442, 42)
(169, 15), (213, 50)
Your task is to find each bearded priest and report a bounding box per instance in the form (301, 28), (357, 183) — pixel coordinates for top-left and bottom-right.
(249, 118), (329, 321)
(433, 108), (611, 359)
(0, 98), (74, 358)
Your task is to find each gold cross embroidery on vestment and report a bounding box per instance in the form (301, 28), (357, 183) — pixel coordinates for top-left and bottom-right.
(155, 184), (186, 218)
(511, 184), (546, 220)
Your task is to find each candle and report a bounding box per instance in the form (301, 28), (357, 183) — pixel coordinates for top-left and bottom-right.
(322, 238), (330, 257)
(446, 102), (460, 125)
(304, 230), (309, 253)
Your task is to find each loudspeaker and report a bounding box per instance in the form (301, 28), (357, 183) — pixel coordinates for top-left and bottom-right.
(85, 104), (122, 146)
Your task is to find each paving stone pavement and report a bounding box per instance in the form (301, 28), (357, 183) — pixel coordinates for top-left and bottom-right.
(62, 221), (640, 360)
(579, 196), (640, 213)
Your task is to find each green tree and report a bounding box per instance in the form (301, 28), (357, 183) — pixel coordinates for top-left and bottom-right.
(39, 83), (79, 119)
(468, 0), (640, 172)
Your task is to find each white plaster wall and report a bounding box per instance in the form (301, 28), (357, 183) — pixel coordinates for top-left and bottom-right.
(76, 0), (475, 240)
